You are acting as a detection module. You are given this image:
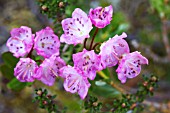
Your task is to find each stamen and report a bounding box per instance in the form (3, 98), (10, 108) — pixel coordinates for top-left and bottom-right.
(68, 26), (78, 31)
(99, 8), (105, 16)
(111, 52), (120, 61)
(68, 78), (78, 88)
(49, 67), (58, 77)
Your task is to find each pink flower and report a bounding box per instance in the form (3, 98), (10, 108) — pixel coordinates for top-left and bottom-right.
(35, 53), (66, 86)
(73, 49), (101, 80)
(99, 32), (130, 69)
(34, 27), (60, 58)
(59, 65), (91, 100)
(60, 8), (93, 45)
(14, 58), (38, 82)
(116, 51), (148, 83)
(89, 5), (113, 28)
(6, 26), (34, 58)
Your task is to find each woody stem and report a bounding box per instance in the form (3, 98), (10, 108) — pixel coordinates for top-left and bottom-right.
(27, 46), (34, 58)
(110, 81), (126, 93)
(84, 38), (88, 49)
(97, 70), (126, 93)
(92, 42), (101, 50)
(90, 28), (99, 50)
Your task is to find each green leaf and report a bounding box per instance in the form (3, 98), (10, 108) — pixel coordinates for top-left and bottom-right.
(92, 84), (121, 98)
(2, 52), (19, 68)
(7, 78), (30, 91)
(35, 56), (44, 61)
(0, 64), (14, 80)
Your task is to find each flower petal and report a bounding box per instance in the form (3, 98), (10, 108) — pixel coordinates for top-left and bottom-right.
(14, 58), (38, 82)
(73, 49), (101, 80)
(34, 27), (60, 58)
(60, 8), (92, 45)
(60, 65), (90, 99)
(116, 51), (148, 83)
(36, 53), (66, 86)
(99, 32), (129, 69)
(89, 5), (113, 28)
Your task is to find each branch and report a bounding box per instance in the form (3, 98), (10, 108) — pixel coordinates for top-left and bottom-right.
(161, 19), (170, 60)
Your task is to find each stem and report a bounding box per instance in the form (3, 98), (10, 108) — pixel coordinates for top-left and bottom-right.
(84, 38), (88, 49)
(90, 28), (99, 50)
(161, 19), (170, 60)
(36, 60), (43, 63)
(97, 70), (126, 93)
(97, 71), (109, 79)
(27, 46), (34, 58)
(92, 42), (101, 50)
(110, 81), (126, 93)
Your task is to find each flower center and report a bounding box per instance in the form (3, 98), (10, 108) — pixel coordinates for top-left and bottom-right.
(82, 55), (94, 71)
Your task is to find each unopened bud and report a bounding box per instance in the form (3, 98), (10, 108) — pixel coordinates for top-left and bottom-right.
(151, 76), (157, 82)
(93, 102), (98, 106)
(46, 95), (51, 99)
(143, 81), (148, 86)
(126, 94), (131, 99)
(42, 5), (48, 11)
(36, 90), (42, 96)
(59, 2), (64, 8)
(122, 103), (126, 107)
(43, 100), (48, 105)
(149, 87), (154, 92)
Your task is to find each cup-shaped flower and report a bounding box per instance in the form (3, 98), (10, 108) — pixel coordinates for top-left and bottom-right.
(73, 49), (101, 80)
(116, 51), (148, 83)
(35, 53), (66, 86)
(6, 26), (34, 58)
(99, 32), (130, 69)
(59, 65), (91, 100)
(89, 5), (113, 28)
(34, 27), (60, 58)
(14, 58), (38, 82)
(60, 8), (93, 45)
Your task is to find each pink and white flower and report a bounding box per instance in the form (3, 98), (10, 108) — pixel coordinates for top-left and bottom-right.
(116, 51), (148, 83)
(99, 32), (130, 69)
(89, 5), (113, 28)
(35, 53), (66, 86)
(14, 58), (38, 82)
(73, 49), (101, 80)
(6, 26), (34, 58)
(59, 65), (91, 99)
(34, 27), (60, 58)
(60, 8), (93, 45)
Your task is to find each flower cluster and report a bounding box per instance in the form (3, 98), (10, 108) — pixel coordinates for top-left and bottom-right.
(7, 26), (65, 86)
(6, 5), (148, 100)
(99, 33), (148, 83)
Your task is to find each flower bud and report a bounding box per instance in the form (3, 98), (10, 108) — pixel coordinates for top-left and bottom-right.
(43, 100), (48, 105)
(36, 90), (42, 96)
(149, 87), (154, 92)
(143, 81), (148, 86)
(47, 95), (52, 99)
(59, 2), (64, 8)
(42, 5), (48, 11)
(151, 76), (157, 82)
(121, 103), (126, 107)
(126, 94), (131, 99)
(93, 102), (98, 106)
